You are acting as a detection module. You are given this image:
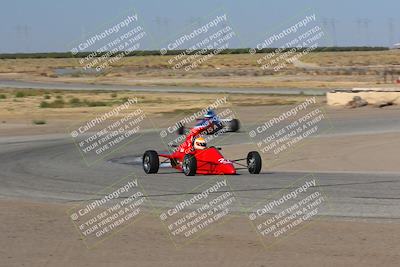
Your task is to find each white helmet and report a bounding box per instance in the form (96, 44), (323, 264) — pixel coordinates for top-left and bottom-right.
(194, 137), (207, 150)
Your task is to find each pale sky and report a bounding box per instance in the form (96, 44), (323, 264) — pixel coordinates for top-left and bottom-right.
(1, 0), (399, 53)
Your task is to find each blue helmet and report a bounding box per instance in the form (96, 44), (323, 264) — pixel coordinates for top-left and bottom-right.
(204, 109), (216, 118)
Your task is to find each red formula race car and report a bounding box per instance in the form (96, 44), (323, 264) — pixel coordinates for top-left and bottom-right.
(142, 122), (262, 176)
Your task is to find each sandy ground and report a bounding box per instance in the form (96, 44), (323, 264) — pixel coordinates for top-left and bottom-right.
(1, 96), (400, 266)
(1, 51), (400, 266)
(1, 199), (399, 267)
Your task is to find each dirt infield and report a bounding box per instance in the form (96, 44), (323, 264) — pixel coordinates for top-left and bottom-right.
(1, 199), (399, 267)
(1, 95), (400, 266)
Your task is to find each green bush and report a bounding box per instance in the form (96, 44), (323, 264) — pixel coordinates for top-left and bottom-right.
(15, 91), (26, 98)
(111, 92), (118, 98)
(69, 97), (81, 105)
(40, 101), (49, 108)
(84, 100), (107, 107)
(0, 94), (6, 99)
(32, 120), (46, 125)
(44, 95), (51, 99)
(40, 99), (65, 108)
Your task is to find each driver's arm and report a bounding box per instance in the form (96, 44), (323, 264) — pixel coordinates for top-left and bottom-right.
(180, 120), (213, 152)
(188, 119), (213, 139)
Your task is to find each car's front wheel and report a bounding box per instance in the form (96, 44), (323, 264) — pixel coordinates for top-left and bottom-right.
(143, 150), (159, 174)
(247, 151), (262, 174)
(182, 154), (197, 176)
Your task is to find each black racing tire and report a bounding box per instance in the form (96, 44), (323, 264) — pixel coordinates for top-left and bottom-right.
(182, 154), (197, 176)
(143, 150), (159, 174)
(177, 123), (185, 135)
(229, 119), (240, 132)
(170, 158), (179, 168)
(247, 151), (262, 174)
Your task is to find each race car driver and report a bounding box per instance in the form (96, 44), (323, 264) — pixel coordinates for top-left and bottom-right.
(177, 120), (212, 154)
(193, 137), (207, 150)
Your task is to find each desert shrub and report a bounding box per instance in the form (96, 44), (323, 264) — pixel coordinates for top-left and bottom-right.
(32, 120), (46, 125)
(69, 97), (81, 105)
(84, 100), (107, 107)
(15, 91), (26, 98)
(40, 99), (65, 108)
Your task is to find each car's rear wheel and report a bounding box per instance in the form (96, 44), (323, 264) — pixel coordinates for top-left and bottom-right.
(247, 151), (261, 174)
(143, 150), (159, 174)
(177, 123), (185, 135)
(183, 154), (197, 176)
(229, 119), (240, 132)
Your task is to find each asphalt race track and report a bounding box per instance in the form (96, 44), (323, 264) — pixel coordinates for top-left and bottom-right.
(1, 118), (400, 221)
(0, 79), (328, 95)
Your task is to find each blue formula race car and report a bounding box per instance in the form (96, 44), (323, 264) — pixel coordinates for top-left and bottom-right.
(177, 109), (240, 135)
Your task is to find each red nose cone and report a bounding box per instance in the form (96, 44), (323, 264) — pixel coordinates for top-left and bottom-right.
(218, 164), (236, 175)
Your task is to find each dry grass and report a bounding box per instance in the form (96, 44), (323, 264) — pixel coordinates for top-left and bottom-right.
(0, 88), (322, 136)
(1, 50), (399, 73)
(1, 50), (400, 89)
(302, 50), (400, 66)
(0, 88), (312, 121)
